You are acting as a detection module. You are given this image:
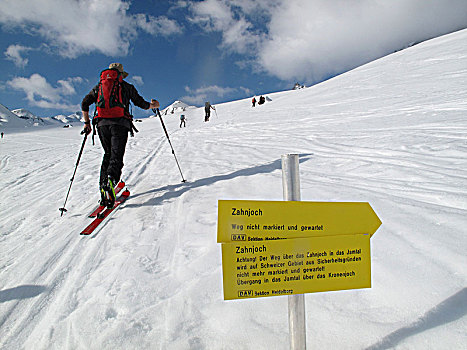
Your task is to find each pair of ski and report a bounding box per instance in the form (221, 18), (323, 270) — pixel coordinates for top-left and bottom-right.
(80, 181), (130, 235)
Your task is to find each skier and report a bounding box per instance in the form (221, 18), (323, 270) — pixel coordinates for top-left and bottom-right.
(252, 97), (256, 107)
(81, 63), (159, 208)
(180, 114), (186, 128)
(204, 101), (215, 122)
(1, 132), (3, 138)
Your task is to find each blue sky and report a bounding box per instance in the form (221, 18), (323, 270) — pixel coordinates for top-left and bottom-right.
(1, 0), (466, 118)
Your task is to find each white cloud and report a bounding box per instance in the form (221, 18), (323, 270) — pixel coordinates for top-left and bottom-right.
(181, 84), (252, 105)
(186, 0), (467, 84)
(134, 14), (183, 37)
(7, 74), (82, 111)
(187, 0), (268, 54)
(57, 77), (84, 95)
(188, 0), (231, 31)
(259, 0), (467, 83)
(0, 0), (182, 58)
(131, 75), (144, 86)
(4, 45), (32, 68)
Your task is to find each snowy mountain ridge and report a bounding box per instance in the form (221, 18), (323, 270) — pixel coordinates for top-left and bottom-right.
(0, 106), (84, 130)
(0, 100), (195, 131)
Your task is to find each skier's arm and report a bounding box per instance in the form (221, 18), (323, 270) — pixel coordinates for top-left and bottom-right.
(126, 83), (159, 110)
(81, 85), (98, 112)
(82, 111), (90, 123)
(81, 86), (98, 134)
(82, 111), (91, 135)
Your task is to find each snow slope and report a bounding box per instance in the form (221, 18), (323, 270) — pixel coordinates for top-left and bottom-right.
(0, 29), (466, 350)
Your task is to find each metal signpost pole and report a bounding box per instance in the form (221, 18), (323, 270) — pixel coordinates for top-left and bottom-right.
(281, 154), (306, 350)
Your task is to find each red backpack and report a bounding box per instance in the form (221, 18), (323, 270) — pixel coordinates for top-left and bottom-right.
(96, 68), (126, 118)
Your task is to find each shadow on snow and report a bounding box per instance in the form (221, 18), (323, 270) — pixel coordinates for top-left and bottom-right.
(0, 285), (48, 303)
(366, 288), (467, 349)
(126, 154), (313, 209)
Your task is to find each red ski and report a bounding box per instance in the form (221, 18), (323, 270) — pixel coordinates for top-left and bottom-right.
(88, 181), (125, 218)
(80, 189), (130, 235)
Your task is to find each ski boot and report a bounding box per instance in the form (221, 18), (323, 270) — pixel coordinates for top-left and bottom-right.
(100, 176), (117, 209)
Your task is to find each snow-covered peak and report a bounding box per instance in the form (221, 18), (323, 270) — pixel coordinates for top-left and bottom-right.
(12, 108), (37, 119)
(12, 108), (49, 126)
(159, 100), (196, 116)
(50, 113), (82, 124)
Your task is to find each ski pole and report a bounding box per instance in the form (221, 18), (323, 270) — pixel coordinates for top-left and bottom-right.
(153, 108), (187, 183)
(214, 107), (218, 118)
(59, 131), (88, 216)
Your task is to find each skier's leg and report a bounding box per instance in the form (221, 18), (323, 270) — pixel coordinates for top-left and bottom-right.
(107, 124), (129, 184)
(97, 125), (112, 187)
(97, 125), (115, 206)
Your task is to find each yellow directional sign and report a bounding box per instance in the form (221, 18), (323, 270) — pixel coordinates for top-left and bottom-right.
(217, 200), (382, 243)
(222, 234), (371, 300)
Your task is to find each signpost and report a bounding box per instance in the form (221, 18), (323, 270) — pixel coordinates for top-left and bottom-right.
(282, 153), (306, 350)
(217, 154), (382, 350)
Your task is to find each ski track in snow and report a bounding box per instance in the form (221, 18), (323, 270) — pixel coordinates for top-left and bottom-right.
(1, 30), (467, 349)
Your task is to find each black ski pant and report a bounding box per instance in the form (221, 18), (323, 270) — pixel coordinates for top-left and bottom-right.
(97, 124), (128, 187)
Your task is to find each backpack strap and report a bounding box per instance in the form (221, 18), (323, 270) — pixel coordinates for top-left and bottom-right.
(91, 109), (98, 145)
(124, 100), (139, 137)
(129, 121), (138, 137)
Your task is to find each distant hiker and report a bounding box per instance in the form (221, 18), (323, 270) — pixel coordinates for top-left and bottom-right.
(1, 132), (3, 138)
(258, 96), (265, 105)
(180, 114), (186, 128)
(81, 62), (160, 208)
(252, 97), (256, 107)
(204, 101), (215, 122)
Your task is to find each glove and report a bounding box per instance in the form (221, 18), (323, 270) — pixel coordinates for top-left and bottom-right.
(150, 99), (160, 109)
(83, 122), (92, 135)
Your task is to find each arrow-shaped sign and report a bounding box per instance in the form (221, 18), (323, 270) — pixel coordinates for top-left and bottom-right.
(217, 200), (382, 243)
